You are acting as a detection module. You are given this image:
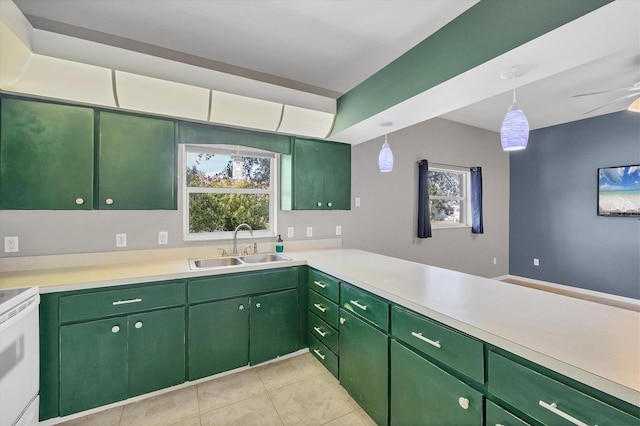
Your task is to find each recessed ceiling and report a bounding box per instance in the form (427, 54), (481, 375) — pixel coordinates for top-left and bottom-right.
(9, 0), (640, 143)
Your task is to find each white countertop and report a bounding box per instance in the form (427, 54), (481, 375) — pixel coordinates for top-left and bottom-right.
(1, 247), (638, 408)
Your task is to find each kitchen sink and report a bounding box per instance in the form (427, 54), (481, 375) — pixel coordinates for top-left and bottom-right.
(189, 253), (292, 270)
(239, 253), (291, 263)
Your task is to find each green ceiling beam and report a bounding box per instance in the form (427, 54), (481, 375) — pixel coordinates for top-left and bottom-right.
(332, 0), (613, 135)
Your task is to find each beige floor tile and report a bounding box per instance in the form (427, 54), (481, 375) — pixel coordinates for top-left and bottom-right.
(269, 375), (352, 425)
(58, 405), (123, 426)
(257, 354), (326, 390)
(199, 392), (283, 426)
(321, 412), (368, 426)
(170, 416), (202, 426)
(197, 369), (266, 414)
(120, 386), (199, 426)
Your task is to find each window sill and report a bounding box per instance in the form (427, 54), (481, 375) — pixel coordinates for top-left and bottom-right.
(431, 224), (471, 230)
(183, 230), (275, 242)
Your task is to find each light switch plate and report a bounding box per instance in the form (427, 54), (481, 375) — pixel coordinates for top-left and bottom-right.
(4, 236), (19, 253)
(336, 225), (342, 236)
(306, 227), (313, 237)
(158, 231), (168, 245)
(355, 197), (361, 207)
(116, 233), (127, 248)
(287, 227), (294, 238)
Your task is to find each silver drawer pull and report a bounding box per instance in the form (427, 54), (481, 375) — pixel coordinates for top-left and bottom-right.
(313, 303), (327, 313)
(313, 349), (326, 360)
(112, 298), (142, 305)
(134, 321), (143, 329)
(350, 300), (367, 311)
(313, 280), (327, 289)
(539, 401), (589, 426)
(411, 331), (441, 348)
(313, 326), (328, 337)
(458, 397), (470, 410)
(111, 325), (120, 333)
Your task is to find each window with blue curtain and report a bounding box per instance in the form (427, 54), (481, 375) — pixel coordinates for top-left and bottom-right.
(470, 166), (483, 234)
(417, 160), (432, 238)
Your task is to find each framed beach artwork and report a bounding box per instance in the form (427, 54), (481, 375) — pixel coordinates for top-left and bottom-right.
(597, 165), (640, 217)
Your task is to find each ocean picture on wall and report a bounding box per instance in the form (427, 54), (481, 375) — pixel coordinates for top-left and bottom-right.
(598, 165), (640, 217)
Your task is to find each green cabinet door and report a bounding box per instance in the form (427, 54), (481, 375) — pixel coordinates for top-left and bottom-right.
(128, 307), (185, 397)
(281, 138), (351, 210)
(250, 289), (299, 365)
(97, 112), (176, 210)
(188, 297), (249, 380)
(390, 340), (483, 426)
(339, 309), (388, 425)
(59, 317), (128, 416)
(0, 98), (94, 210)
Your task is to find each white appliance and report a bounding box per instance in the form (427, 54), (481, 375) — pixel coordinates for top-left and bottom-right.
(0, 286), (40, 426)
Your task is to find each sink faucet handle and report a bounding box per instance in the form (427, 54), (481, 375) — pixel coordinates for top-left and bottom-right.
(216, 247), (227, 257)
(242, 245), (251, 255)
(253, 242), (258, 254)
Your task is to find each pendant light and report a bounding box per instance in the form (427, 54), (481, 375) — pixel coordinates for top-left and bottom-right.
(379, 121), (394, 172)
(500, 67), (529, 151)
(231, 146), (244, 180)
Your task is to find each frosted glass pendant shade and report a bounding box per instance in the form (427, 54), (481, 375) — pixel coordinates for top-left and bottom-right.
(232, 156), (244, 180)
(500, 103), (529, 151)
(379, 140), (393, 172)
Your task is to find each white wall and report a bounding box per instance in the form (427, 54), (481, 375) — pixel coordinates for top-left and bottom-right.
(342, 118), (510, 278)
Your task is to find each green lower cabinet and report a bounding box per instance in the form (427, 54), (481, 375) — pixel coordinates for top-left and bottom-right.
(250, 289), (299, 365)
(390, 340), (483, 426)
(188, 297), (250, 380)
(339, 309), (388, 425)
(486, 400), (530, 426)
(128, 307), (186, 397)
(60, 317), (128, 416)
(59, 307), (185, 416)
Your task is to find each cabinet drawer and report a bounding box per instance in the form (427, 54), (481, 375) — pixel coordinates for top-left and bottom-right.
(340, 283), (389, 331)
(391, 306), (484, 383)
(60, 282), (185, 323)
(308, 334), (338, 379)
(488, 351), (639, 426)
(308, 268), (339, 303)
(486, 400), (529, 426)
(189, 268), (297, 303)
(308, 311), (338, 354)
(308, 290), (339, 329)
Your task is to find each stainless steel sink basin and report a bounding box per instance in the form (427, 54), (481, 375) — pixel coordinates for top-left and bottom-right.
(189, 253), (291, 270)
(239, 253), (291, 263)
(189, 257), (243, 269)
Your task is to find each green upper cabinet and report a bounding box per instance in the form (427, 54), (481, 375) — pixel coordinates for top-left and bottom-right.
(281, 138), (351, 210)
(0, 98), (94, 210)
(98, 112), (176, 209)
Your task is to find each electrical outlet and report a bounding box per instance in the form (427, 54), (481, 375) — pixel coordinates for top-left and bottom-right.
(493, 257), (497, 265)
(158, 231), (168, 245)
(116, 233), (127, 248)
(306, 227), (313, 237)
(4, 236), (19, 253)
(336, 225), (342, 236)
(533, 258), (540, 266)
(287, 227), (294, 238)
(355, 197), (361, 207)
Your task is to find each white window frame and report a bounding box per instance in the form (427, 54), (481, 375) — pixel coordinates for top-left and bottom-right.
(428, 165), (471, 229)
(181, 144), (277, 241)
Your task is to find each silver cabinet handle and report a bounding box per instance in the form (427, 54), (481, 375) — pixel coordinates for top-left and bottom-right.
(255, 303), (261, 308)
(313, 349), (326, 360)
(327, 202), (333, 207)
(411, 331), (441, 348)
(458, 397), (469, 410)
(313, 303), (327, 313)
(316, 202), (322, 207)
(239, 304), (245, 310)
(539, 401), (588, 426)
(106, 198), (114, 205)
(340, 317), (346, 324)
(496, 424), (505, 426)
(313, 280), (327, 289)
(111, 325), (120, 333)
(75, 198), (84, 205)
(134, 321), (143, 329)
(113, 298), (142, 305)
(350, 300), (367, 311)
(313, 326), (328, 337)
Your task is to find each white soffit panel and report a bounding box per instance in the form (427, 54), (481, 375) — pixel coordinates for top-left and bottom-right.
(0, 20), (31, 88)
(210, 90), (283, 131)
(277, 105), (335, 138)
(115, 70), (209, 120)
(8, 54), (116, 107)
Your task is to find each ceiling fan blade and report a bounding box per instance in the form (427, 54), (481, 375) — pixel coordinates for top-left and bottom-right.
(581, 93), (640, 115)
(572, 87), (640, 97)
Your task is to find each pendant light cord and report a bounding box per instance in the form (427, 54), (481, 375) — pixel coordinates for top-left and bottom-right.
(512, 75), (517, 104)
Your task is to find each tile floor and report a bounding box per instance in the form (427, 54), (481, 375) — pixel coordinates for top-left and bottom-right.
(58, 352), (376, 426)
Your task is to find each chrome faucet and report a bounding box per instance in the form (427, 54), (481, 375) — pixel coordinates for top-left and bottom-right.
(233, 223), (253, 254)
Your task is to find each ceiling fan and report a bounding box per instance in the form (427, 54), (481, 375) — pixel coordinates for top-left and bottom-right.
(573, 79), (640, 115)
